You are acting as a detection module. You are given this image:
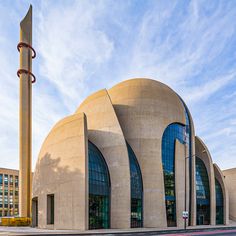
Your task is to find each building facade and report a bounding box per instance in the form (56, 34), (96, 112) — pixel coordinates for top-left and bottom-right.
(0, 168), (19, 217)
(32, 78), (229, 230)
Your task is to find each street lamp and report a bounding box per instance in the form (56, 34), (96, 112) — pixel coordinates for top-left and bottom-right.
(184, 153), (195, 230)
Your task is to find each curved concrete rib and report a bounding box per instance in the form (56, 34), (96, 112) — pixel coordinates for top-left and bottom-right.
(77, 89), (131, 229)
(33, 113), (88, 230)
(195, 136), (216, 225)
(214, 164), (229, 224)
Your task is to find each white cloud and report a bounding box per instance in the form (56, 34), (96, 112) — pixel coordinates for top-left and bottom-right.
(36, 1), (114, 111)
(184, 71), (236, 103)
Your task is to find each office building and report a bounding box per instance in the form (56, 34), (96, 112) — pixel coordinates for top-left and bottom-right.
(0, 168), (19, 217)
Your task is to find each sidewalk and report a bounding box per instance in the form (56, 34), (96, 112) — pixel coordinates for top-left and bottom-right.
(0, 220), (236, 236)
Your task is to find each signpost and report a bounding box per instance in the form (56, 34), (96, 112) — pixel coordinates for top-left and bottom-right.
(183, 211), (189, 229)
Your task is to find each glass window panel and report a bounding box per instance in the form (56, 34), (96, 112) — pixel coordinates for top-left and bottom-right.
(196, 157), (210, 225)
(15, 176), (18, 188)
(10, 175), (13, 186)
(4, 175), (8, 186)
(89, 141), (110, 229)
(215, 178), (224, 224)
(162, 123), (185, 227)
(126, 142), (143, 228)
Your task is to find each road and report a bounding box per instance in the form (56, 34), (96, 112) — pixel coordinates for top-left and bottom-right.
(1, 227), (236, 236)
(110, 229), (236, 236)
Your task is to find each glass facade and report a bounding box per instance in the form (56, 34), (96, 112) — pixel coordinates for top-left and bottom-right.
(196, 157), (210, 225)
(162, 123), (185, 227)
(126, 142), (143, 228)
(215, 178), (224, 224)
(89, 141), (110, 229)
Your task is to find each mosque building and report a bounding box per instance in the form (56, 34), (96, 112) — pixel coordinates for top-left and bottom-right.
(32, 78), (230, 230)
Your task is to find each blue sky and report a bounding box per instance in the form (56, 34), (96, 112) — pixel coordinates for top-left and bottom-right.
(0, 0), (236, 170)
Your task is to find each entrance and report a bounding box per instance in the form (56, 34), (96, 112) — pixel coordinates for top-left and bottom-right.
(89, 194), (109, 229)
(166, 200), (176, 227)
(32, 197), (38, 227)
(198, 214), (204, 225)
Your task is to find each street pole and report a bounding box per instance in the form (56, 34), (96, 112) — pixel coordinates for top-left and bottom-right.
(184, 146), (187, 230)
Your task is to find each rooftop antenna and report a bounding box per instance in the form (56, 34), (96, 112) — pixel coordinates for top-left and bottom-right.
(17, 5), (36, 218)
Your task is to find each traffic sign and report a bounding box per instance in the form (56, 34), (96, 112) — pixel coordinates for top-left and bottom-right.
(182, 211), (189, 219)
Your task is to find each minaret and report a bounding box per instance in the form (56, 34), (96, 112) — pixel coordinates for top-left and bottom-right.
(17, 5), (36, 218)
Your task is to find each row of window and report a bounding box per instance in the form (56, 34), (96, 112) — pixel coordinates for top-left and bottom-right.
(0, 190), (19, 196)
(0, 208), (18, 217)
(0, 204), (18, 208)
(0, 174), (18, 187)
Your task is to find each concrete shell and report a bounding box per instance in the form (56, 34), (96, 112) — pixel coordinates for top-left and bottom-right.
(107, 78), (188, 227)
(76, 89), (131, 229)
(32, 78), (228, 230)
(32, 113), (88, 229)
(223, 168), (236, 221)
(214, 164), (229, 224)
(195, 136), (216, 225)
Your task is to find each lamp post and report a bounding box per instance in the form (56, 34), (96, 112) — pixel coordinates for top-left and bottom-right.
(184, 154), (195, 230)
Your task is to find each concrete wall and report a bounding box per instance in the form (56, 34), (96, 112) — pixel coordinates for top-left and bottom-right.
(223, 168), (236, 221)
(175, 140), (186, 228)
(108, 78), (186, 227)
(32, 113), (88, 230)
(77, 89), (130, 229)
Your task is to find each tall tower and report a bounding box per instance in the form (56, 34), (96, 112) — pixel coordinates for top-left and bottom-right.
(17, 5), (36, 218)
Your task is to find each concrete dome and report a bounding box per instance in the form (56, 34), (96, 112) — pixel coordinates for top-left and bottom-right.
(77, 78), (186, 122)
(108, 78), (181, 102)
(107, 78), (186, 128)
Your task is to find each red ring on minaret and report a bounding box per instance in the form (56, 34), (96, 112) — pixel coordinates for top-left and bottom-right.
(17, 69), (36, 83)
(17, 42), (36, 59)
